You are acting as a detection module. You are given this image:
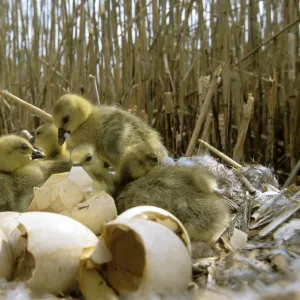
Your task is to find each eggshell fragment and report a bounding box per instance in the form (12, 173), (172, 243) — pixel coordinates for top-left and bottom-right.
(78, 247), (119, 300)
(0, 212), (21, 239)
(7, 212), (98, 294)
(229, 228), (248, 250)
(61, 191), (117, 235)
(118, 205), (192, 253)
(28, 167), (117, 235)
(0, 228), (13, 280)
(100, 217), (192, 297)
(28, 167), (94, 212)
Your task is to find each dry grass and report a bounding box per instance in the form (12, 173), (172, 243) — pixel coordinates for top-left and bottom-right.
(0, 0), (299, 184)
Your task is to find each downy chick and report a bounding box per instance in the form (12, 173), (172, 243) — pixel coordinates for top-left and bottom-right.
(70, 144), (115, 195)
(52, 94), (168, 182)
(32, 123), (69, 161)
(68, 141), (230, 243)
(117, 142), (166, 184)
(115, 165), (230, 243)
(0, 135), (33, 173)
(19, 129), (46, 159)
(0, 134), (70, 212)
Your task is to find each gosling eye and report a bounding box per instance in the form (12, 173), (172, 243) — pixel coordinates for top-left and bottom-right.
(36, 131), (41, 136)
(62, 116), (69, 124)
(20, 144), (29, 151)
(85, 155), (92, 162)
(149, 155), (158, 163)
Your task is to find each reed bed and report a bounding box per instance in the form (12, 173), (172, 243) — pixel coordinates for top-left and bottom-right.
(0, 0), (299, 184)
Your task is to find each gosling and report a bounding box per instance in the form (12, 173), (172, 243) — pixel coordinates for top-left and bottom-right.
(115, 165), (230, 243)
(52, 94), (168, 183)
(32, 123), (69, 161)
(66, 142), (230, 243)
(70, 144), (115, 195)
(0, 134), (70, 212)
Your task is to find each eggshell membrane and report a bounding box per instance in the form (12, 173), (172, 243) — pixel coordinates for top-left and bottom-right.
(7, 212), (98, 294)
(78, 247), (119, 300)
(118, 205), (192, 253)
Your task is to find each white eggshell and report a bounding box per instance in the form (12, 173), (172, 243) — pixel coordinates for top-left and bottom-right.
(0, 212), (21, 239)
(0, 228), (13, 279)
(118, 205), (191, 253)
(61, 191), (117, 235)
(29, 167), (96, 212)
(8, 212), (98, 294)
(100, 217), (192, 297)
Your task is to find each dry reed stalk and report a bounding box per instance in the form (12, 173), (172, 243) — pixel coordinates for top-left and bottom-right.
(282, 159), (300, 190)
(111, 0), (122, 101)
(163, 54), (176, 95)
(198, 139), (256, 194)
(164, 92), (174, 150)
(197, 113), (213, 154)
(88, 75), (100, 105)
(233, 93), (255, 163)
(87, 19), (97, 89)
(288, 33), (297, 172)
(39, 58), (71, 86)
(0, 90), (53, 121)
(240, 17), (300, 64)
(0, 0), (299, 184)
(221, 2), (232, 154)
(198, 76), (210, 112)
(199, 139), (242, 170)
(266, 72), (276, 165)
(186, 65), (223, 156)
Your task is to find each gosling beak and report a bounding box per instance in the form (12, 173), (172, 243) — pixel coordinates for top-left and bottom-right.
(72, 164), (81, 167)
(29, 136), (35, 144)
(58, 128), (67, 146)
(31, 147), (45, 159)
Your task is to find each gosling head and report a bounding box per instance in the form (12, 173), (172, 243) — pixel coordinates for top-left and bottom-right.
(70, 144), (107, 176)
(52, 94), (93, 146)
(120, 143), (160, 183)
(33, 123), (61, 158)
(0, 135), (33, 172)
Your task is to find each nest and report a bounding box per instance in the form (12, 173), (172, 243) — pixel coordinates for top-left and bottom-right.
(171, 152), (300, 300)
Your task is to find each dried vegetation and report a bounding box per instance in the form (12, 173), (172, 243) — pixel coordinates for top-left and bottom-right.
(1, 0), (300, 299)
(0, 0), (299, 183)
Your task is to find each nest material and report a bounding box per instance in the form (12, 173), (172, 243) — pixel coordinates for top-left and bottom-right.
(169, 152), (300, 300)
(1, 152), (299, 300)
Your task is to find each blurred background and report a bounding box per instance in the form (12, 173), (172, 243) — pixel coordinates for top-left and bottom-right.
(0, 0), (299, 184)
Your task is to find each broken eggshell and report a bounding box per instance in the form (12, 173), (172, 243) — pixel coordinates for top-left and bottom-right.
(28, 167), (94, 212)
(117, 205), (191, 253)
(78, 246), (119, 300)
(61, 191), (117, 235)
(0, 228), (13, 280)
(80, 217), (192, 298)
(0, 212), (21, 239)
(7, 211), (98, 294)
(28, 166), (117, 235)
